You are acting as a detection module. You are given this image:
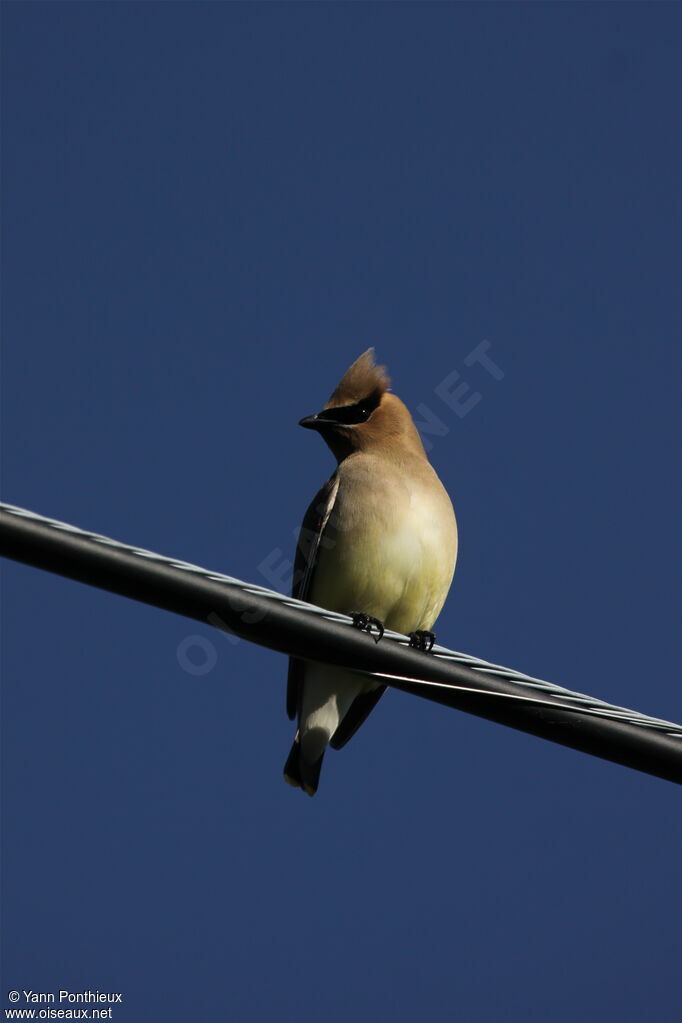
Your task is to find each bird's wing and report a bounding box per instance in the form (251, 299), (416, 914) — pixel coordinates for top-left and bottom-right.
(286, 474), (339, 720)
(329, 683), (387, 749)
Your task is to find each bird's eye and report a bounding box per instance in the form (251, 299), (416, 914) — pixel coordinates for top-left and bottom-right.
(321, 390), (381, 426)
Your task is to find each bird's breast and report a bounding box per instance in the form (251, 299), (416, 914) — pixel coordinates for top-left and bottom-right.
(308, 461), (457, 634)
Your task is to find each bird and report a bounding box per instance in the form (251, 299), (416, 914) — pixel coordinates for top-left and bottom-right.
(284, 349), (458, 796)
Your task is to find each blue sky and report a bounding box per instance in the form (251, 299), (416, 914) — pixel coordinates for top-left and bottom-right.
(2, 3), (681, 1021)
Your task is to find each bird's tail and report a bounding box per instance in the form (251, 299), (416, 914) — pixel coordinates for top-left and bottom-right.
(283, 730), (325, 797)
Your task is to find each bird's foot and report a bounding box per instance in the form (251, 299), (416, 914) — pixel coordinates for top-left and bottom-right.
(351, 612), (385, 644)
(408, 630), (435, 653)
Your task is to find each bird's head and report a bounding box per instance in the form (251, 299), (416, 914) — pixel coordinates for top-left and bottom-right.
(299, 349), (425, 462)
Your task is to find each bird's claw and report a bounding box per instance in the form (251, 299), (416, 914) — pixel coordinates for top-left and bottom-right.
(351, 612), (385, 644)
(408, 630), (435, 653)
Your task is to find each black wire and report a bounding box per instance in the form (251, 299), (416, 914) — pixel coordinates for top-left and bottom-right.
(1, 504), (681, 785)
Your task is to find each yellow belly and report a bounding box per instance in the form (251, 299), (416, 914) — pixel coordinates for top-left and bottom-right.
(309, 475), (457, 634)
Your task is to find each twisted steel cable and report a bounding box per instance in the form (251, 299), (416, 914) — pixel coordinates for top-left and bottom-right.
(2, 502), (680, 783)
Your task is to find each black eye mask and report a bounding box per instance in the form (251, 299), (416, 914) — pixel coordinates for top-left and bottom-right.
(319, 388), (382, 426)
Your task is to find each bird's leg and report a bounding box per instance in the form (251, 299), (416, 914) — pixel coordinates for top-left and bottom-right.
(408, 630), (435, 653)
(351, 612), (385, 644)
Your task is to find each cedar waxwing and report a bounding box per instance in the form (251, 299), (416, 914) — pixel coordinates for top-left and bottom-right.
(284, 349), (458, 795)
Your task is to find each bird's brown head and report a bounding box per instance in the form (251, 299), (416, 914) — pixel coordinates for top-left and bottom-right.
(299, 349), (426, 462)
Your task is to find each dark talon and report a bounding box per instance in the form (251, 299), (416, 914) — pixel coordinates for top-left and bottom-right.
(409, 630), (435, 653)
(351, 612), (385, 644)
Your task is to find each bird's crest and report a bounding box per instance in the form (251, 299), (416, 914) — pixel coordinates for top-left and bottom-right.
(327, 349), (391, 408)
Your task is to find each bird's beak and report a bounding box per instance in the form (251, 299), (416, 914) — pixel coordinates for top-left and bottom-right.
(299, 411), (334, 430)
(298, 413), (321, 429)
